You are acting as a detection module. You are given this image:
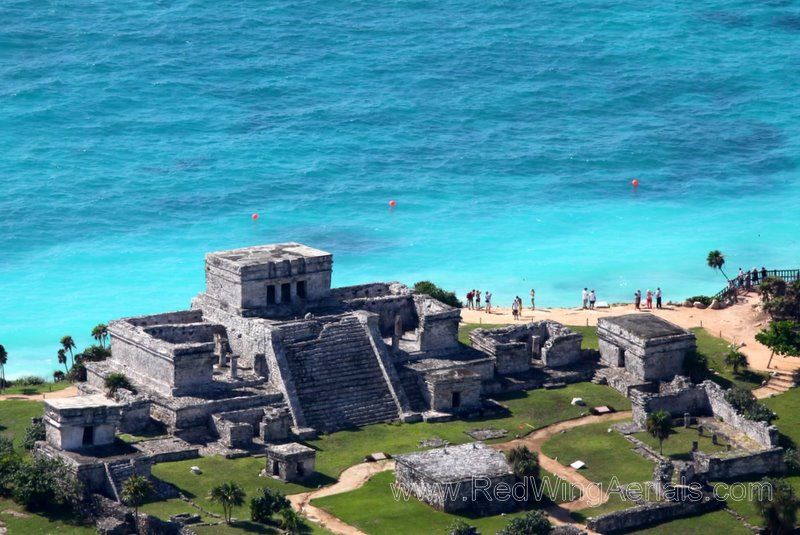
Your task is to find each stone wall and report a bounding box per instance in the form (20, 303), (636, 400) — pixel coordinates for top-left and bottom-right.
(694, 447), (786, 480)
(414, 296), (461, 353)
(704, 381), (779, 448)
(586, 496), (722, 533)
(422, 369), (482, 412)
(540, 323), (583, 367)
(631, 379), (711, 426)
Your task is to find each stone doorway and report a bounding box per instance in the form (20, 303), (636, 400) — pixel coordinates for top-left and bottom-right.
(452, 391), (461, 409)
(82, 426), (94, 447)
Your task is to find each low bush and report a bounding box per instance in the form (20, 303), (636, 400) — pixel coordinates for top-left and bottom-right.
(68, 362), (86, 382)
(725, 386), (776, 423)
(105, 372), (134, 395)
(414, 281), (463, 308)
(22, 418), (45, 450)
(13, 376), (45, 386)
(11, 456), (82, 511)
(687, 295), (713, 306)
(250, 487), (290, 524)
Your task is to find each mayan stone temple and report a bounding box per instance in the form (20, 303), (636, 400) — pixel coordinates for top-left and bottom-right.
(33, 242), (592, 504)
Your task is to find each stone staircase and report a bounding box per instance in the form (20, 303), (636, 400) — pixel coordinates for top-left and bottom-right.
(760, 370), (797, 395)
(105, 460), (137, 502)
(397, 367), (427, 412)
(282, 315), (402, 431)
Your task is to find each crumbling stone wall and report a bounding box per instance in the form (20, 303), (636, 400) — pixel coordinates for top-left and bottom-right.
(586, 496), (722, 533)
(693, 447), (786, 480)
(704, 381), (779, 448)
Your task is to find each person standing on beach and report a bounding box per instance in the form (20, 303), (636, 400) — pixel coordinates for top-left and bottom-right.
(752, 267), (759, 285)
(646, 289), (653, 309)
(634, 290), (641, 310)
(466, 290), (474, 309)
(511, 299), (519, 320)
(761, 267), (768, 281)
(485, 291), (492, 313)
(475, 290), (482, 310)
(655, 287), (662, 309)
(588, 290), (596, 309)
(582, 288), (589, 309)
(530, 288), (536, 310)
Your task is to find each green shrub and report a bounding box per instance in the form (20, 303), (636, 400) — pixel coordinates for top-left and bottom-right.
(683, 350), (709, 381)
(447, 519), (478, 535)
(498, 510), (551, 535)
(687, 295), (713, 306)
(105, 372), (134, 395)
(414, 281), (463, 308)
(12, 456), (82, 511)
(13, 375), (45, 386)
(77, 345), (111, 363)
(725, 386), (776, 423)
(67, 362), (86, 382)
(22, 418), (45, 450)
(250, 487), (290, 524)
(0, 437), (20, 497)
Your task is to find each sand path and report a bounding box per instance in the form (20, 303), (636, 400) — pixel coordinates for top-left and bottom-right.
(289, 460), (395, 535)
(0, 385), (78, 402)
(493, 411), (632, 513)
(463, 293), (792, 375)
(290, 413), (631, 534)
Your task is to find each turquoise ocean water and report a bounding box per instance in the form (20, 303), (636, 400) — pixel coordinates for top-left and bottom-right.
(2, 1), (799, 378)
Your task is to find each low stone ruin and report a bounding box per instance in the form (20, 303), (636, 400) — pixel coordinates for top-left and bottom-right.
(394, 442), (516, 515)
(469, 321), (583, 372)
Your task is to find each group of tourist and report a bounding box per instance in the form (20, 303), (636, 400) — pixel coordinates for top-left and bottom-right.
(634, 288), (663, 310)
(733, 267), (769, 292)
(465, 289), (493, 312)
(581, 288), (597, 309)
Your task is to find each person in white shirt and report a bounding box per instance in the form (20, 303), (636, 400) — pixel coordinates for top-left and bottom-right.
(589, 290), (596, 309)
(656, 287), (663, 309)
(582, 288), (589, 309)
(485, 291), (492, 313)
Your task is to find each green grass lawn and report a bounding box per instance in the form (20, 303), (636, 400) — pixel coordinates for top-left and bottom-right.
(191, 521), (332, 534)
(764, 387), (800, 448)
(0, 380), (72, 396)
(631, 509), (751, 534)
(691, 328), (768, 391)
(633, 424), (728, 461)
(313, 470), (560, 535)
(0, 399), (44, 450)
(307, 382), (630, 480)
(541, 421), (654, 487)
(0, 498), (95, 535)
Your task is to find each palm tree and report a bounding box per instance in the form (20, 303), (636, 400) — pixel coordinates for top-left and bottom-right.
(91, 324), (109, 348)
(57, 349), (69, 374)
(724, 347), (749, 376)
(506, 445), (540, 480)
(208, 481), (246, 524)
(646, 410), (673, 455)
(121, 475), (154, 533)
(60, 335), (76, 367)
(756, 477), (798, 535)
(0, 344), (7, 394)
(706, 250), (730, 282)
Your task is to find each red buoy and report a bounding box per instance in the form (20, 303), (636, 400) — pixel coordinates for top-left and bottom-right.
(388, 200), (397, 207)
(631, 179), (639, 187)
(251, 213), (259, 220)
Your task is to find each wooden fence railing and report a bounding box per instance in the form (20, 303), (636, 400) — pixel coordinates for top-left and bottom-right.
(712, 269), (800, 302)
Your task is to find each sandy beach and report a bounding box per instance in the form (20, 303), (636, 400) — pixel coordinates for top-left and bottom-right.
(461, 290), (795, 376)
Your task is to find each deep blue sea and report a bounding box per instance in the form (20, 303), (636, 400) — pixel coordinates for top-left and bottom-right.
(2, 0), (799, 378)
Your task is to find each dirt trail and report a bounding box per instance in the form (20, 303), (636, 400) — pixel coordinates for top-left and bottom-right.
(290, 413), (631, 534)
(289, 460), (395, 535)
(0, 385), (78, 402)
(493, 411), (632, 513)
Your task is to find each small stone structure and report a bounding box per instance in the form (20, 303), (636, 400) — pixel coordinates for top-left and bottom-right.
(422, 368), (482, 413)
(394, 442), (516, 514)
(265, 442), (316, 482)
(469, 321), (583, 372)
(597, 315), (695, 382)
(44, 394), (122, 451)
